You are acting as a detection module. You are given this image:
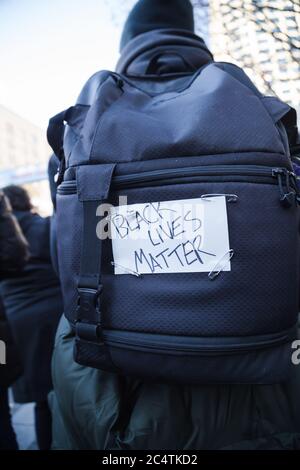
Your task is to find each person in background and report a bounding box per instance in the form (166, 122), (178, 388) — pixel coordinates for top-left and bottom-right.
(0, 191), (28, 450)
(47, 154), (60, 275)
(0, 185), (63, 450)
(0, 298), (22, 450)
(0, 191), (29, 274)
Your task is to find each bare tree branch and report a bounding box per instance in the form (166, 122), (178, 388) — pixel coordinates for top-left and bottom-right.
(198, 0), (300, 98)
(105, 0), (300, 100)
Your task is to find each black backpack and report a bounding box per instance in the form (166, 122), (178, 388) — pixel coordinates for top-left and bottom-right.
(48, 61), (300, 384)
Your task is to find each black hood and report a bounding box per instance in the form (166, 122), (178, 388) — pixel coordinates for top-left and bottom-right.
(116, 28), (213, 76)
(75, 29), (213, 106)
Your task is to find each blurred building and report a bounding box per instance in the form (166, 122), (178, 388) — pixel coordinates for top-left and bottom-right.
(0, 105), (53, 215)
(210, 0), (300, 112)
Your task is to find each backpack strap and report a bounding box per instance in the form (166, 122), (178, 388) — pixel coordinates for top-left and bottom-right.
(281, 107), (300, 159)
(47, 105), (89, 184)
(76, 200), (102, 334)
(47, 108), (71, 160)
(74, 164), (118, 371)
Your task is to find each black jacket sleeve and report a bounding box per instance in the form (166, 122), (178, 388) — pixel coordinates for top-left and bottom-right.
(0, 192), (29, 276)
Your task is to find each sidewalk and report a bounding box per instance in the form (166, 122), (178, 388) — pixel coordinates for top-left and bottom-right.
(10, 393), (38, 450)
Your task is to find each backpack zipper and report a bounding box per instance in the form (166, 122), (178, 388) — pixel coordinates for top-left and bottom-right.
(101, 327), (295, 355)
(57, 164), (299, 207)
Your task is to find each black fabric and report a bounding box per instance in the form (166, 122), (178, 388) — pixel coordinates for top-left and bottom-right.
(282, 107), (299, 147)
(48, 154), (59, 210)
(34, 400), (52, 450)
(78, 201), (102, 291)
(47, 154), (60, 276)
(49, 0), (300, 449)
(1, 211), (63, 402)
(65, 65), (289, 169)
(120, 0), (194, 51)
(51, 316), (300, 450)
(47, 109), (70, 161)
(99, 180), (299, 337)
(145, 50), (197, 74)
(0, 193), (29, 277)
(49, 214), (59, 276)
(66, 164), (119, 372)
(116, 28), (213, 77)
(51, 22), (299, 384)
(64, 174), (299, 384)
(75, 199), (118, 370)
(0, 388), (18, 450)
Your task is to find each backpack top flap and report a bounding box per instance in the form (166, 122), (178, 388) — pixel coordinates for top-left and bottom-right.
(64, 63), (290, 168)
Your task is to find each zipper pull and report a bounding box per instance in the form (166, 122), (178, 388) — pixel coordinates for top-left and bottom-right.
(272, 168), (296, 208)
(289, 171), (300, 205)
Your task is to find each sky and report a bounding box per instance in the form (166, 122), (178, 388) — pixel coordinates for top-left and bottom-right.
(0, 0), (132, 130)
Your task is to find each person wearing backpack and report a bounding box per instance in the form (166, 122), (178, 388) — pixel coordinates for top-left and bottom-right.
(0, 191), (28, 449)
(1, 185), (63, 450)
(49, 0), (300, 450)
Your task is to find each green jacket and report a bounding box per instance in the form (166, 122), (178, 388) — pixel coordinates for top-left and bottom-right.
(51, 316), (300, 450)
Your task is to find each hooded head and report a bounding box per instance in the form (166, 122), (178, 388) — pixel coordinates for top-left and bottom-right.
(2, 185), (33, 212)
(120, 0), (195, 51)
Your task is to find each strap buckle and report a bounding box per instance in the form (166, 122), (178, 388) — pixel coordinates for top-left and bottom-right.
(75, 286), (103, 342)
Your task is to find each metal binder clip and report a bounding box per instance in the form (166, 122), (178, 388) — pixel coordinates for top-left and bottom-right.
(208, 249), (234, 280)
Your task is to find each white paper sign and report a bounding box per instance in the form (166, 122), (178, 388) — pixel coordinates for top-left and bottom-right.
(109, 196), (230, 275)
